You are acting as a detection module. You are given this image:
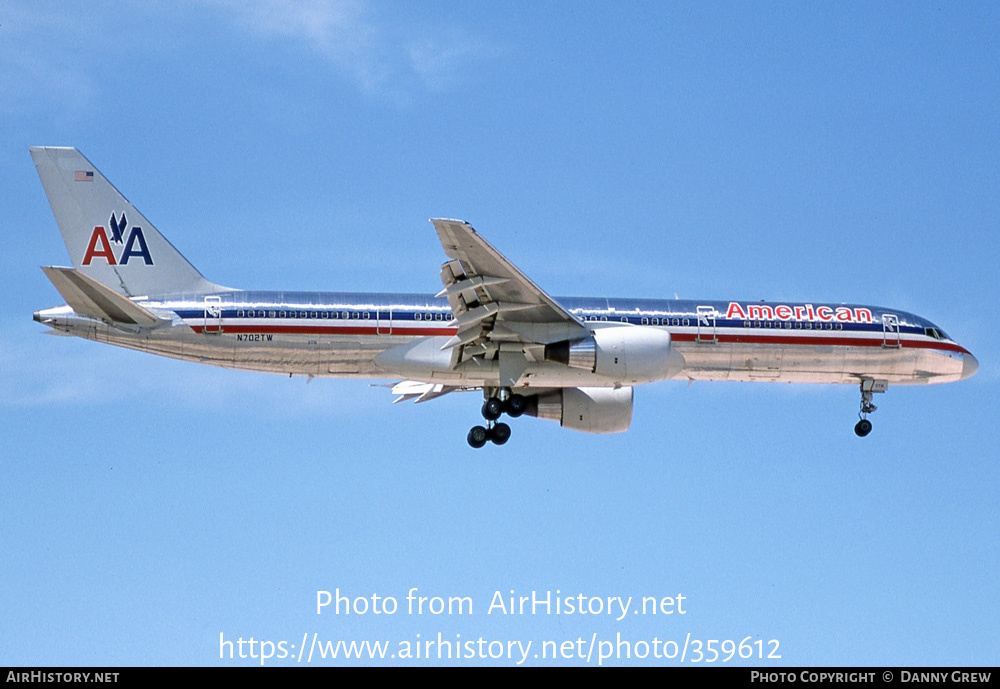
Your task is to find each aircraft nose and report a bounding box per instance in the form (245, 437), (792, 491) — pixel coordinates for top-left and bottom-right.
(961, 351), (979, 380)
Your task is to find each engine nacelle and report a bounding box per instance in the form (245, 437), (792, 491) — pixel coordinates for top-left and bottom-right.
(526, 386), (633, 434)
(545, 326), (684, 384)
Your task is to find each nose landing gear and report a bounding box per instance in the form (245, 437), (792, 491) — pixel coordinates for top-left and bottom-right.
(854, 379), (887, 437)
(468, 389), (526, 448)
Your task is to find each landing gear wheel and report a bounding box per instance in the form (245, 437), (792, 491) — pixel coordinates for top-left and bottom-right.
(854, 419), (873, 437)
(468, 425), (489, 448)
(490, 422), (511, 445)
(504, 394), (527, 418)
(482, 397), (503, 421)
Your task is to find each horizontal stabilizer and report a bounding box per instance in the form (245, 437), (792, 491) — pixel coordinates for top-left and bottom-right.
(41, 266), (163, 326)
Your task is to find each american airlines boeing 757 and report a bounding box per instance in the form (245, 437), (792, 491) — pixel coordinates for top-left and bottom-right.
(31, 147), (978, 447)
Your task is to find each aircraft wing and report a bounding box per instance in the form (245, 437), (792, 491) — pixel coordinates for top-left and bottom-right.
(431, 219), (588, 385)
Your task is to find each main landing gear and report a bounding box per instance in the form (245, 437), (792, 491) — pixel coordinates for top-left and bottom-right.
(854, 379), (887, 437)
(467, 389), (527, 448)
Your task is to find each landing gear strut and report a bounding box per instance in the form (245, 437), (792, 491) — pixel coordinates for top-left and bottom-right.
(854, 379), (886, 437)
(467, 389), (526, 448)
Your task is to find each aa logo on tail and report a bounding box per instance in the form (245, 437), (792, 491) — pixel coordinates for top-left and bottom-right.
(82, 213), (154, 266)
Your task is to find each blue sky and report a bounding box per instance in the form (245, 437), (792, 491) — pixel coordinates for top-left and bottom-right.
(2, 1), (998, 666)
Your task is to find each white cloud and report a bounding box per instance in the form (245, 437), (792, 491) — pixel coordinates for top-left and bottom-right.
(406, 28), (491, 92)
(212, 0), (494, 96)
(0, 0), (495, 119)
(219, 0), (384, 89)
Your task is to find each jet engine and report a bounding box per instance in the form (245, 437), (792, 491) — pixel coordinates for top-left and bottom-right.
(524, 386), (633, 434)
(544, 326), (684, 385)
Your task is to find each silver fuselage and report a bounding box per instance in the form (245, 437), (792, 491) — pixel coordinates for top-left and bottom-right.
(34, 291), (978, 388)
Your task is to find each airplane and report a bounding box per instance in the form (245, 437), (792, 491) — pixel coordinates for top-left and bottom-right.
(30, 147), (978, 448)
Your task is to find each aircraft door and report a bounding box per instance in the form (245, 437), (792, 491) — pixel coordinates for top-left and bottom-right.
(203, 296), (223, 334)
(377, 308), (392, 335)
(696, 305), (717, 343)
(882, 314), (901, 348)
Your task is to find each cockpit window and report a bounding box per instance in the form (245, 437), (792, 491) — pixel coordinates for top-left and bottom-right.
(925, 327), (950, 341)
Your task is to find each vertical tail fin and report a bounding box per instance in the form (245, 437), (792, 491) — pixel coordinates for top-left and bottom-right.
(30, 146), (223, 297)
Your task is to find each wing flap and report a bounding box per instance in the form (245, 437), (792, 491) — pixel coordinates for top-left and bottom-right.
(435, 275), (510, 299)
(390, 380), (461, 404)
(432, 219), (585, 329)
(430, 219), (588, 369)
